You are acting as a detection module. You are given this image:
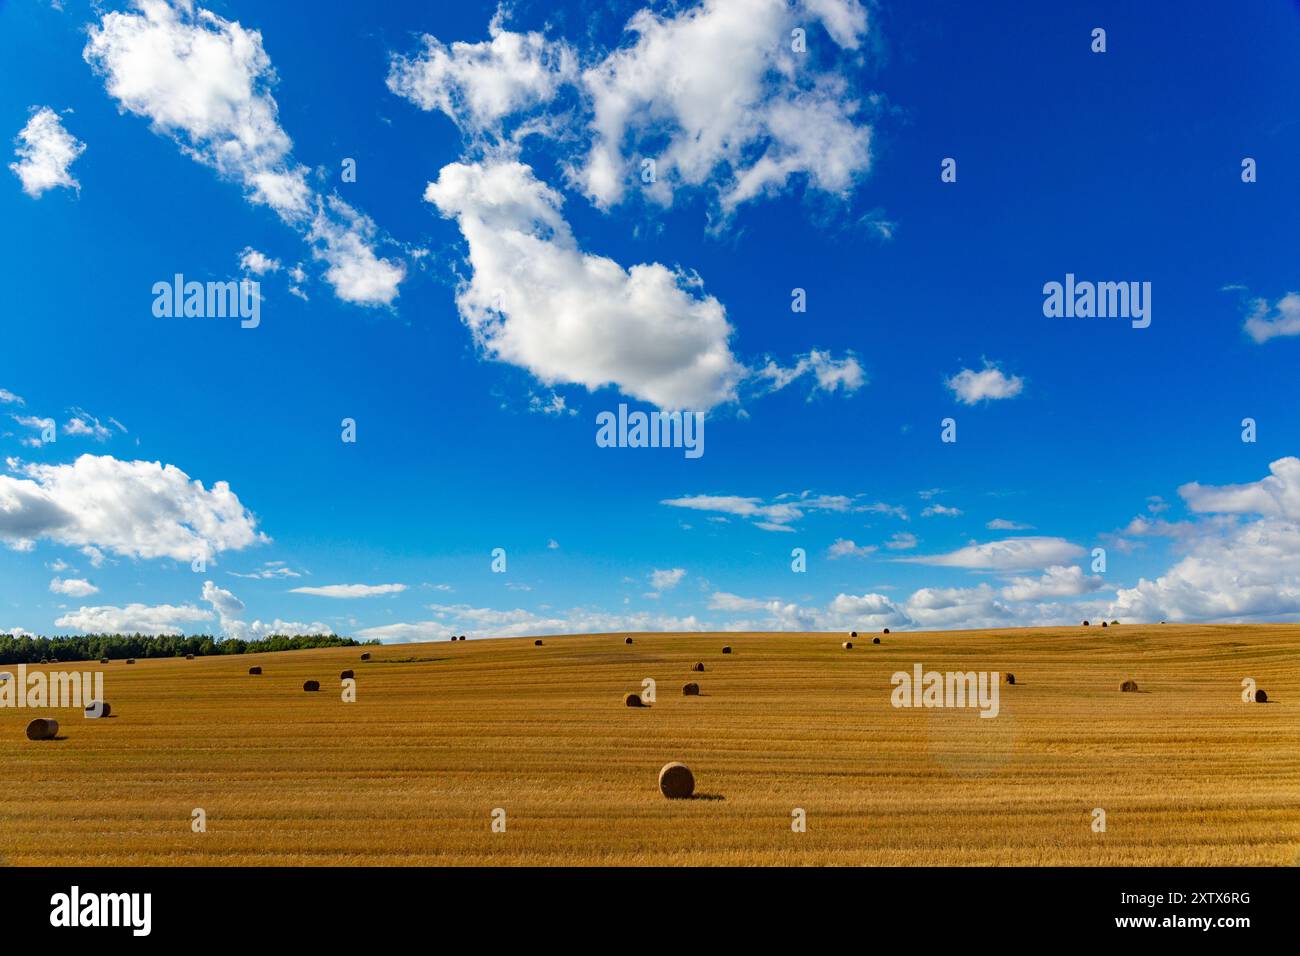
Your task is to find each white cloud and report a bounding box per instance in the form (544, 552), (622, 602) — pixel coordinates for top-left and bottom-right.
(63, 408), (118, 442)
(84, 0), (309, 218)
(359, 603), (704, 642)
(229, 561), (301, 579)
(864, 502), (909, 520)
(49, 577), (98, 597)
(0, 454), (266, 562)
(84, 0), (404, 306)
(307, 197), (406, 307)
(649, 568), (686, 590)
(11, 414), (55, 446)
(987, 518), (1033, 530)
(802, 0), (870, 49)
(921, 503), (962, 518)
(289, 583), (407, 598)
(827, 538), (875, 559)
(84, 0), (312, 217)
(1110, 517), (1300, 622)
(1243, 292), (1300, 344)
(1179, 456), (1300, 519)
(9, 106), (85, 198)
(1106, 457), (1300, 623)
(239, 247), (281, 275)
(752, 350), (865, 398)
(885, 532), (917, 550)
(710, 589), (908, 631)
(900, 584), (1010, 629)
(0, 389), (24, 406)
(425, 158), (745, 410)
(55, 602), (212, 636)
(661, 490), (853, 530)
(708, 592), (770, 613)
(387, 12), (576, 131)
(945, 363), (1024, 404)
(236, 618), (333, 639)
(199, 578), (330, 639)
(576, 0), (872, 213)
(999, 565), (1103, 602)
(714, 582), (1100, 633)
(529, 391), (574, 416)
(201, 579), (245, 617)
(901, 536), (1085, 571)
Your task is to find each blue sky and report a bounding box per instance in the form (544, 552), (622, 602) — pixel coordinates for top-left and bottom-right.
(2, 0), (1300, 641)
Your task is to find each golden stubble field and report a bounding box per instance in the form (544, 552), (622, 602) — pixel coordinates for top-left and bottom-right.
(0, 624), (1296, 866)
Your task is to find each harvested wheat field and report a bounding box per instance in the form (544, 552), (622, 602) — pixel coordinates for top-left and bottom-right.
(0, 624), (1296, 866)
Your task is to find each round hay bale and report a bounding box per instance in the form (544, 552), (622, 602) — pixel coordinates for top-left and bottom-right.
(85, 701), (111, 719)
(850, 631), (858, 638)
(842, 641), (853, 649)
(658, 762), (695, 799)
(721, 645), (732, 654)
(125, 658), (135, 665)
(360, 652), (371, 660)
(1120, 679), (1138, 693)
(0, 671), (11, 683)
(1005, 673), (1015, 685)
(186, 653), (195, 659)
(1101, 621), (1108, 628)
(303, 680), (320, 692)
(450, 635), (458, 641)
(624, 693), (645, 708)
(625, 637), (633, 644)
(99, 658), (109, 664)
(534, 639), (544, 646)
(1081, 620), (1090, 627)
(340, 670), (354, 680)
(25, 718), (58, 741)
(1255, 689), (1269, 703)
(682, 682), (700, 696)
(882, 627), (890, 634)
(248, 666), (262, 675)
(872, 637), (881, 645)
(692, 662), (704, 672)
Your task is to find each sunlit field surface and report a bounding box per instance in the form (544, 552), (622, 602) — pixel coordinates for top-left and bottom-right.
(1, 624), (1296, 866)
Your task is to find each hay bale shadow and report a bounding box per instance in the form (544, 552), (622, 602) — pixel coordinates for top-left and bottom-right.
(690, 793), (726, 801)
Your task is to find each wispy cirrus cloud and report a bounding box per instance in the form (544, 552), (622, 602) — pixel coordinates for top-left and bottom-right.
(662, 490), (861, 531)
(289, 583), (407, 598)
(899, 536), (1085, 572)
(986, 518), (1033, 531)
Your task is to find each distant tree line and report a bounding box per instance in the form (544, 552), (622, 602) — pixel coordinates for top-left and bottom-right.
(0, 633), (377, 665)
